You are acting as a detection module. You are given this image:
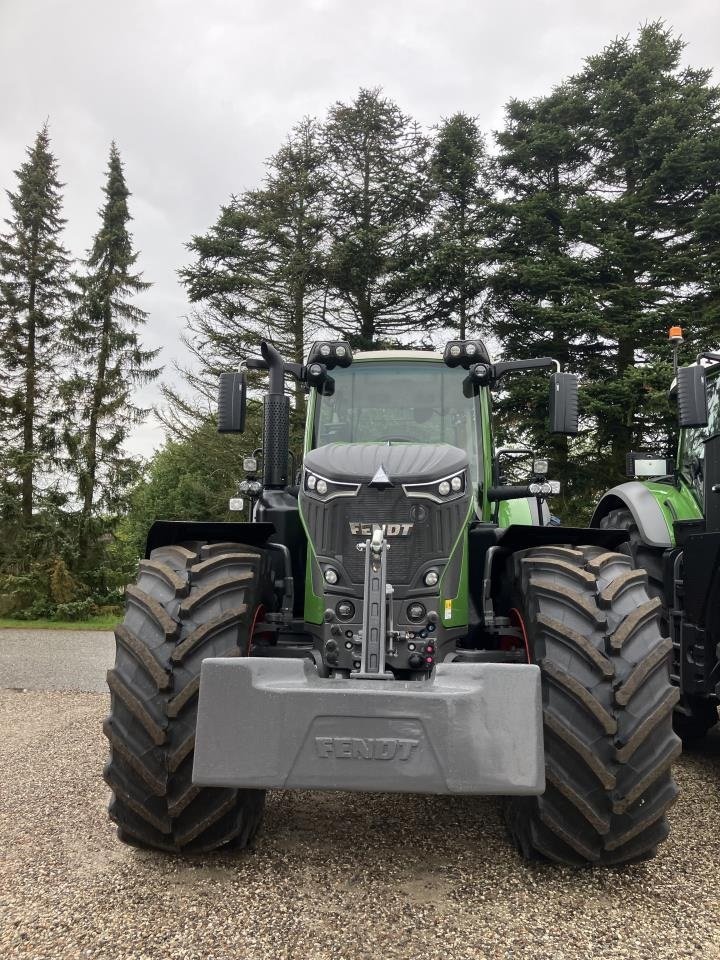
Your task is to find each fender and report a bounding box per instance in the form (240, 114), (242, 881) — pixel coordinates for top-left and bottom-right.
(590, 481), (672, 549)
(145, 520), (275, 558)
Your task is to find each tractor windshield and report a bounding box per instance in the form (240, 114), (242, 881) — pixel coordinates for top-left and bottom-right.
(679, 369), (720, 496)
(313, 360), (482, 483)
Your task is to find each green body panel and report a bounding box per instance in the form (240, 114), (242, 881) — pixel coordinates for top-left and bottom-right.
(642, 479), (703, 545)
(497, 498), (533, 528)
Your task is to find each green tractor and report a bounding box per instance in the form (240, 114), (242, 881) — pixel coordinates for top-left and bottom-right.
(592, 338), (720, 742)
(104, 339), (678, 865)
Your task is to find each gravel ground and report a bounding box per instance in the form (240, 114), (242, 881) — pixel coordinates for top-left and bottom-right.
(1, 688), (720, 960)
(0, 629), (113, 692)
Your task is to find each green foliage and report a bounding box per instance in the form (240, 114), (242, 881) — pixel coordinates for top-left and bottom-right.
(0, 136), (156, 617)
(488, 22), (720, 503)
(121, 412), (264, 558)
(175, 118), (326, 437)
(62, 143), (160, 567)
(426, 113), (492, 339)
(0, 124), (71, 522)
(322, 88), (434, 348)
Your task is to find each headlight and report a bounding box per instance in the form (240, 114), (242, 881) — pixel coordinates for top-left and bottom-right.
(303, 470), (360, 500)
(403, 470), (467, 503)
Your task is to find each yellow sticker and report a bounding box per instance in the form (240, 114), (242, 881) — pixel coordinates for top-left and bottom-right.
(444, 599), (452, 621)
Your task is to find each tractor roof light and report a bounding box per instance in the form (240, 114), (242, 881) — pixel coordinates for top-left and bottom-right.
(308, 341), (354, 370)
(668, 326), (684, 344)
(443, 339), (490, 370)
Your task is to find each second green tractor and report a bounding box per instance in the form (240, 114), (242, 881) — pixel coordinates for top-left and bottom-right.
(593, 341), (720, 742)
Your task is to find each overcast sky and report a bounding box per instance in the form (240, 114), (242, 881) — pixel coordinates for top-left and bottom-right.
(1, 0), (718, 458)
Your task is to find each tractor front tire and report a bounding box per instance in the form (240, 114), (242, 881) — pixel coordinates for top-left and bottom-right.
(600, 508), (719, 742)
(505, 545), (680, 865)
(599, 508), (665, 610)
(104, 542), (270, 853)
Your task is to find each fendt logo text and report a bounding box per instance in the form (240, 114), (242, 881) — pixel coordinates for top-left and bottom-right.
(349, 522), (413, 536)
(315, 736), (420, 761)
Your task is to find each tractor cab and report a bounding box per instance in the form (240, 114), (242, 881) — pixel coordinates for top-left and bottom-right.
(308, 350), (484, 490)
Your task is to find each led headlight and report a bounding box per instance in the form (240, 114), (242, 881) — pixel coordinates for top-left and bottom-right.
(303, 470), (361, 500)
(324, 567), (339, 584)
(424, 569), (439, 587)
(403, 470), (467, 503)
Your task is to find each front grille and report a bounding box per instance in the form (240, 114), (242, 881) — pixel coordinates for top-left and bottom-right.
(302, 486), (468, 585)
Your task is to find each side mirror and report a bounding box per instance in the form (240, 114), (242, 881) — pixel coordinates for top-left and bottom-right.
(677, 365), (709, 428)
(217, 371), (247, 433)
(549, 373), (579, 435)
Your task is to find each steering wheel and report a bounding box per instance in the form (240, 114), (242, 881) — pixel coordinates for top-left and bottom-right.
(374, 435), (418, 443)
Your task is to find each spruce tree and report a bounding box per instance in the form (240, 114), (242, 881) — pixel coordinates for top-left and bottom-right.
(0, 124), (70, 523)
(426, 113), (492, 339)
(489, 24), (720, 503)
(574, 23), (720, 480)
(322, 88), (433, 348)
(64, 143), (159, 567)
(175, 117), (327, 434)
(488, 86), (593, 499)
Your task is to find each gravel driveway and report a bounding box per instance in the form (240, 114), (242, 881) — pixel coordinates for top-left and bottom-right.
(1, 631), (720, 959)
(0, 628), (113, 692)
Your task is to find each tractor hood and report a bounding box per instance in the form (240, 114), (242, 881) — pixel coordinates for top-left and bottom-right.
(303, 443), (468, 485)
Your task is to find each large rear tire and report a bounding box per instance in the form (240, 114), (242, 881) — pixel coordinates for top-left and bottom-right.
(505, 545), (680, 865)
(104, 542), (271, 853)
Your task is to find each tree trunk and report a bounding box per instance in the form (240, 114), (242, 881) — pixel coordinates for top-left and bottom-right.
(21, 231), (39, 524)
(459, 201), (466, 340)
(77, 290), (112, 566)
(611, 335), (635, 479)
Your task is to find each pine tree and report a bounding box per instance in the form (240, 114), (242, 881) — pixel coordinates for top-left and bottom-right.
(64, 143), (159, 567)
(426, 113), (492, 339)
(488, 86), (593, 499)
(489, 24), (720, 504)
(175, 117), (327, 434)
(574, 22), (720, 480)
(322, 88), (433, 349)
(0, 124), (70, 523)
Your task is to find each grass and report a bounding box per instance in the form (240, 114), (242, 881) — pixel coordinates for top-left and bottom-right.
(0, 613), (119, 631)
